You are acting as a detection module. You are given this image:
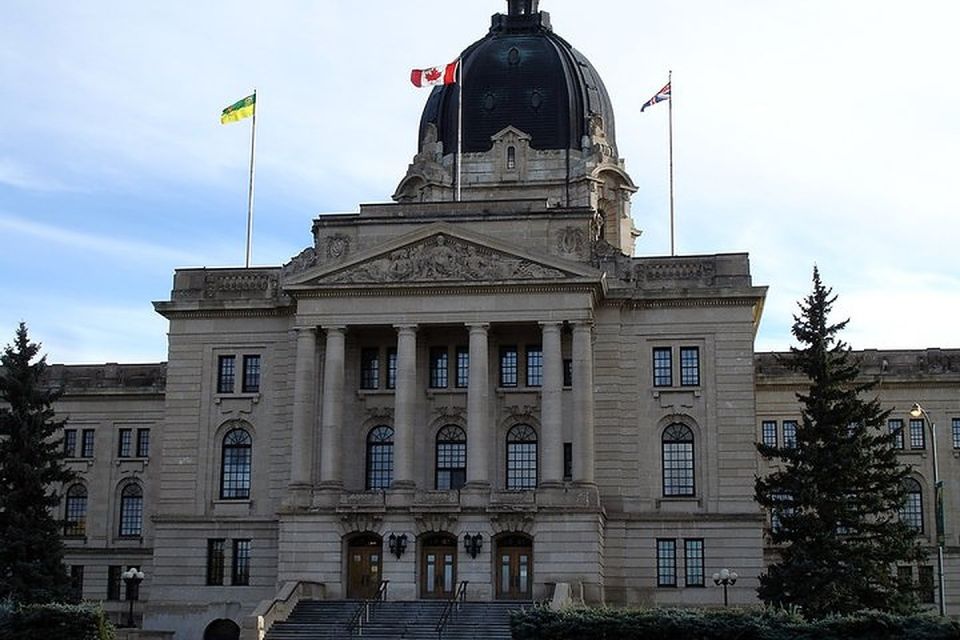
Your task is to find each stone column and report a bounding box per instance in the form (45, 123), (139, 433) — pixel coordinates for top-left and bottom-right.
(539, 321), (563, 486)
(288, 326), (317, 505)
(319, 326), (345, 488)
(466, 324), (490, 487)
(392, 325), (417, 489)
(572, 321), (595, 484)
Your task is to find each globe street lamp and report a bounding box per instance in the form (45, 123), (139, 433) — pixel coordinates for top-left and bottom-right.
(910, 402), (946, 616)
(122, 567), (145, 628)
(712, 568), (737, 607)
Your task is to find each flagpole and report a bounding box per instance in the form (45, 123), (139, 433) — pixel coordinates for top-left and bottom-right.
(456, 59), (463, 202)
(245, 89), (257, 268)
(667, 70), (675, 257)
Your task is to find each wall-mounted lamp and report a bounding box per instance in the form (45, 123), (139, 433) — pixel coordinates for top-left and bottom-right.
(388, 533), (408, 559)
(463, 533), (484, 559)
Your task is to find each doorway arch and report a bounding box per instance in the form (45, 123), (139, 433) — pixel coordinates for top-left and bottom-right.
(420, 532), (458, 599)
(494, 533), (533, 600)
(346, 532), (383, 599)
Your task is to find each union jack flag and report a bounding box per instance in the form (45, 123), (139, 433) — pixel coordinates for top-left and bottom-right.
(641, 81), (671, 112)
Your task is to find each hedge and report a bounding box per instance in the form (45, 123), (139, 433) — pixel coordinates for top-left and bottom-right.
(510, 606), (960, 640)
(0, 601), (114, 640)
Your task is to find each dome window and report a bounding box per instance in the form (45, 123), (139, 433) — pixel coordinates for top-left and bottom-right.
(507, 146), (516, 169)
(483, 93), (496, 112)
(508, 47), (521, 66)
(530, 90), (542, 111)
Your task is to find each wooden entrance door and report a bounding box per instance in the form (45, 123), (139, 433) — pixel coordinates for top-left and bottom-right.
(347, 535), (382, 599)
(420, 534), (457, 599)
(496, 535), (533, 600)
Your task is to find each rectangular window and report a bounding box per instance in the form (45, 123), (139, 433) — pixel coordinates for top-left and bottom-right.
(909, 418), (926, 449)
(70, 565), (84, 599)
(64, 429), (77, 457)
(684, 539), (705, 587)
(360, 348), (380, 390)
(136, 429), (150, 458)
(525, 345), (543, 387)
(953, 418), (960, 450)
(232, 539), (251, 586)
(897, 565), (913, 593)
(653, 347), (672, 387)
(455, 346), (469, 388)
(429, 347), (449, 389)
(679, 347), (700, 386)
(386, 348), (397, 390)
(500, 346), (518, 387)
(81, 429), (95, 458)
(656, 539), (677, 587)
(206, 539), (225, 586)
(107, 565), (122, 600)
(563, 442), (573, 481)
(918, 565), (935, 604)
(562, 358), (573, 387)
(118, 428), (132, 458)
(782, 421), (798, 449)
(217, 355), (236, 393)
(761, 421), (778, 447)
(242, 354), (261, 393)
(889, 419), (905, 450)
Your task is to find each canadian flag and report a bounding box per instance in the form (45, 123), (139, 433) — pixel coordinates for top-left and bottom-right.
(410, 60), (459, 88)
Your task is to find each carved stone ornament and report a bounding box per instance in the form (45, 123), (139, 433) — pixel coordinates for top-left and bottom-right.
(433, 406), (466, 420)
(338, 512), (384, 536)
(556, 226), (585, 255)
(204, 273), (278, 299)
(281, 246), (319, 279)
(326, 234), (351, 260)
(505, 405), (537, 421)
(322, 234), (567, 284)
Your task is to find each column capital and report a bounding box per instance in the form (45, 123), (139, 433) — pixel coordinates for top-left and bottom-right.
(571, 319), (594, 330)
(538, 320), (563, 330)
(322, 324), (347, 334)
(393, 323), (419, 333)
(294, 325), (318, 335)
(466, 322), (490, 333)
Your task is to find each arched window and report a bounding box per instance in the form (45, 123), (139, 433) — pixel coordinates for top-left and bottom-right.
(662, 423), (695, 496)
(119, 483), (143, 537)
(506, 145), (516, 169)
(435, 425), (466, 490)
(900, 478), (924, 532)
(64, 484), (87, 536)
(366, 426), (394, 490)
(221, 428), (252, 499)
(506, 424), (537, 490)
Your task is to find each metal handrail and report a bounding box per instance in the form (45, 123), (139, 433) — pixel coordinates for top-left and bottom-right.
(435, 580), (469, 639)
(346, 580), (389, 636)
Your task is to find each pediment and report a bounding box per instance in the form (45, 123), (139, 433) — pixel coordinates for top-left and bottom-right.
(284, 224), (598, 289)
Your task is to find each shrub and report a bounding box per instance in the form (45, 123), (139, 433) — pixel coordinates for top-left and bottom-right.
(510, 606), (960, 640)
(0, 602), (114, 640)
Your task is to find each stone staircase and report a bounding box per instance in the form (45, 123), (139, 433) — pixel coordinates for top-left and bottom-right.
(264, 599), (522, 640)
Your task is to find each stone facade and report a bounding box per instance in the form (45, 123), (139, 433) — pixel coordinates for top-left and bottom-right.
(34, 3), (960, 638)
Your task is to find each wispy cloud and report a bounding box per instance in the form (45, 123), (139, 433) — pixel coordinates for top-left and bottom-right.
(0, 213), (201, 265)
(0, 158), (72, 192)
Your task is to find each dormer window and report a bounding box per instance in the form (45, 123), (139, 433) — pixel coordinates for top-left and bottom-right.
(506, 145), (516, 169)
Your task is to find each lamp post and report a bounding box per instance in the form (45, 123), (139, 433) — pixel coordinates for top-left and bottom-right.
(122, 567), (145, 628)
(910, 402), (946, 617)
(712, 568), (737, 607)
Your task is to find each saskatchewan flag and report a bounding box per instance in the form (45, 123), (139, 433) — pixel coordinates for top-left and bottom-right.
(221, 92), (256, 124)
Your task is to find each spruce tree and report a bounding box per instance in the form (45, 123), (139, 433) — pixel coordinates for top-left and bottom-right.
(0, 323), (77, 604)
(755, 268), (924, 617)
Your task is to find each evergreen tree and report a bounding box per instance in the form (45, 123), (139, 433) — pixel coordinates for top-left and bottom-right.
(0, 323), (77, 604)
(755, 268), (924, 617)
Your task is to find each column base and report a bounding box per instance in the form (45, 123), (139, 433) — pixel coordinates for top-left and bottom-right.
(569, 480), (601, 508)
(311, 481), (343, 508)
(460, 481), (491, 508)
(283, 483), (314, 509)
(386, 482), (416, 508)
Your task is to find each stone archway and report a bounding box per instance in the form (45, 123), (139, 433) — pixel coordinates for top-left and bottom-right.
(203, 618), (240, 640)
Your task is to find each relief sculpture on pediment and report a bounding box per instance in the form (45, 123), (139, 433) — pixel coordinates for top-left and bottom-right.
(323, 234), (567, 284)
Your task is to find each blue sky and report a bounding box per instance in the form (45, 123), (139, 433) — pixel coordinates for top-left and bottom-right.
(2, 0), (958, 363)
